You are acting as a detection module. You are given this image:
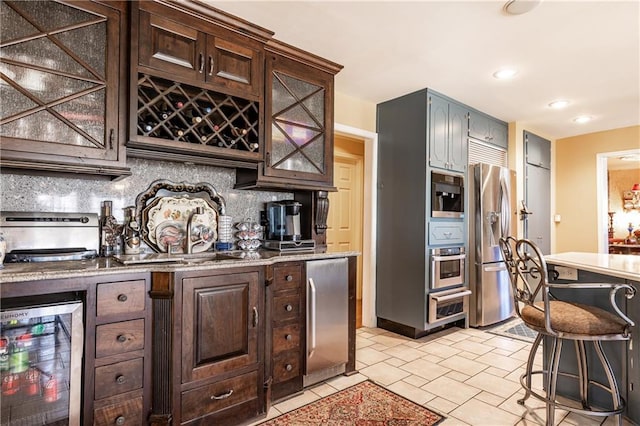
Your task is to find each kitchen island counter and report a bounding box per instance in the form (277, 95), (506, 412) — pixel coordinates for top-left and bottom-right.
(545, 251), (640, 281)
(545, 251), (639, 424)
(0, 249), (359, 283)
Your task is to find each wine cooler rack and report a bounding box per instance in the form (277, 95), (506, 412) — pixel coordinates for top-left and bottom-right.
(136, 74), (260, 152)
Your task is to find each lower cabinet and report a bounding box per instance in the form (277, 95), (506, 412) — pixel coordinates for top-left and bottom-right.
(169, 267), (265, 425)
(91, 275), (152, 426)
(265, 262), (305, 401)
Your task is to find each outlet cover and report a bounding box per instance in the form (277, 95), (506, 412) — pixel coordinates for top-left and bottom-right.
(555, 266), (578, 280)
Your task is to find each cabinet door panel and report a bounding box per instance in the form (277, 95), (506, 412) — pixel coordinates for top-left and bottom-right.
(428, 94), (449, 169)
(208, 36), (261, 98)
(448, 102), (468, 172)
(138, 11), (204, 81)
(182, 271), (260, 383)
(195, 284), (249, 364)
(0, 0), (121, 164)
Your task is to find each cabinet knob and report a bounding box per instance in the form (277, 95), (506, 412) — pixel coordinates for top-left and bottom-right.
(285, 304), (293, 312)
(117, 294), (128, 302)
(115, 416), (125, 425)
(115, 375), (126, 385)
(285, 275), (293, 282)
(285, 364), (293, 372)
(117, 334), (127, 343)
(285, 334), (292, 341)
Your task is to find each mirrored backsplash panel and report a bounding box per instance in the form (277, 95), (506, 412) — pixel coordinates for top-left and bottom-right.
(0, 158), (291, 223)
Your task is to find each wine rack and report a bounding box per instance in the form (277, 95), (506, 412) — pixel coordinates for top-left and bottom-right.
(136, 74), (260, 152)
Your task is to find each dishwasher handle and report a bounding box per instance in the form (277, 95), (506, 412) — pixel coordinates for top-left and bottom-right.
(308, 277), (317, 358)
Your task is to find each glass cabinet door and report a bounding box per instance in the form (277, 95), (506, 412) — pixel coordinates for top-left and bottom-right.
(265, 54), (334, 185)
(0, 0), (119, 162)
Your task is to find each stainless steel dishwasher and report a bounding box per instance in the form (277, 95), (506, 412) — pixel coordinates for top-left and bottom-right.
(304, 257), (349, 386)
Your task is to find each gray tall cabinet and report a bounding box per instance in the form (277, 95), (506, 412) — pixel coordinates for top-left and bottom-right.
(377, 88), (508, 338)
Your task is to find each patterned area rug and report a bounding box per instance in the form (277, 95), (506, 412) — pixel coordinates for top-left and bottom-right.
(262, 380), (444, 425)
(487, 317), (537, 343)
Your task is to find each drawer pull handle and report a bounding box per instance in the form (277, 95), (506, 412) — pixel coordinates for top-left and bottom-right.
(285, 364), (293, 372)
(211, 389), (233, 400)
(285, 304), (293, 312)
(115, 416), (125, 425)
(252, 306), (258, 328)
(115, 375), (126, 385)
(117, 334), (127, 343)
(285, 275), (293, 282)
(117, 294), (128, 302)
(285, 334), (292, 341)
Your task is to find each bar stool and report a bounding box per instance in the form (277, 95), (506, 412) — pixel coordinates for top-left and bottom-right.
(498, 237), (636, 425)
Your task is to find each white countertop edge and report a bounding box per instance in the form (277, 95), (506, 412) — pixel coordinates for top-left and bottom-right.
(0, 250), (360, 284)
(545, 252), (640, 282)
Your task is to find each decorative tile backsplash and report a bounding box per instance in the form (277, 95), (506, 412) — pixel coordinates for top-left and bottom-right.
(0, 158), (291, 224)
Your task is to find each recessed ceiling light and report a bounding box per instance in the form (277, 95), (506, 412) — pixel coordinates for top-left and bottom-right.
(548, 100), (570, 109)
(503, 0), (543, 15)
(493, 69), (518, 79)
(573, 116), (592, 124)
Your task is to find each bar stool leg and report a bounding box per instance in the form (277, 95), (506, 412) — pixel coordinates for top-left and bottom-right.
(575, 340), (590, 409)
(519, 333), (543, 405)
(547, 337), (563, 426)
(593, 340), (623, 426)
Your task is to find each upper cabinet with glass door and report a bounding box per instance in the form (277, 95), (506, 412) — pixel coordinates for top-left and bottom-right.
(236, 41), (343, 191)
(0, 0), (129, 179)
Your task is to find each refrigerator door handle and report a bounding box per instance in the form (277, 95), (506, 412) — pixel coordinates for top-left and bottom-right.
(500, 172), (511, 239)
(308, 277), (317, 357)
(484, 264), (508, 272)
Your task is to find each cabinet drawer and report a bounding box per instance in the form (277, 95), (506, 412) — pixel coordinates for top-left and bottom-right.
(94, 395), (143, 426)
(96, 319), (145, 358)
(272, 351), (301, 384)
(181, 370), (258, 422)
(272, 324), (300, 354)
(428, 222), (465, 245)
(272, 264), (303, 291)
(272, 293), (301, 322)
(97, 280), (146, 317)
(95, 358), (144, 400)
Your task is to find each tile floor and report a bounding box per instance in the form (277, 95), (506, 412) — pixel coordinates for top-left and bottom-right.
(248, 325), (634, 426)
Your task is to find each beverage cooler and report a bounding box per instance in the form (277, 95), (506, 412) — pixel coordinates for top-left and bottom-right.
(1, 301), (83, 426)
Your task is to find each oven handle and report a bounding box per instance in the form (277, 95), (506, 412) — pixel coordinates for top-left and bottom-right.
(430, 289), (472, 302)
(432, 254), (466, 262)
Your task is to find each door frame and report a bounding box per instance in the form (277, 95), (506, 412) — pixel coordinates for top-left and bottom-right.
(335, 123), (378, 328)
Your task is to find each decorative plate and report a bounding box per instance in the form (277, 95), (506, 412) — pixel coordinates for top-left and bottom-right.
(145, 196), (218, 253)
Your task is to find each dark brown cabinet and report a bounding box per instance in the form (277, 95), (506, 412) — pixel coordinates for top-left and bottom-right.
(236, 41), (343, 191)
(169, 267), (264, 425)
(128, 1), (272, 168)
(265, 262), (305, 401)
(137, 3), (263, 100)
(0, 0), (130, 179)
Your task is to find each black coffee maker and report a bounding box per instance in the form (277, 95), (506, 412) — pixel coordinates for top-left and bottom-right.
(265, 200), (302, 241)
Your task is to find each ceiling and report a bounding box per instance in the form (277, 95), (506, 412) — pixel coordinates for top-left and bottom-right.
(208, 0), (639, 140)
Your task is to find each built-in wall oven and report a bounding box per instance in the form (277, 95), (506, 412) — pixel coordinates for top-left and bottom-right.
(428, 246), (470, 324)
(430, 246), (465, 289)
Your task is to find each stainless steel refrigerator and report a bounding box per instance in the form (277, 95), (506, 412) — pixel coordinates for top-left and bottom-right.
(469, 163), (516, 327)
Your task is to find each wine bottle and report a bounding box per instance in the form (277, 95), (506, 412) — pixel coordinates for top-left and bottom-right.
(122, 206), (141, 255)
(169, 126), (185, 138)
(231, 127), (248, 137)
(100, 201), (120, 257)
(169, 97), (185, 109)
(184, 108), (203, 124)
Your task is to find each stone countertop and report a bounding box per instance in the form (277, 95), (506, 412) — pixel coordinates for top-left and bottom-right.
(545, 252), (640, 282)
(0, 249), (360, 284)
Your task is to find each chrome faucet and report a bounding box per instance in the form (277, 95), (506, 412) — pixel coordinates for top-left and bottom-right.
(185, 207), (204, 254)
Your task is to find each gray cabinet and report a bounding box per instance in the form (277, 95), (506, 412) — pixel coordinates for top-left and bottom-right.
(428, 93), (468, 172)
(525, 130), (551, 169)
(468, 110), (508, 149)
